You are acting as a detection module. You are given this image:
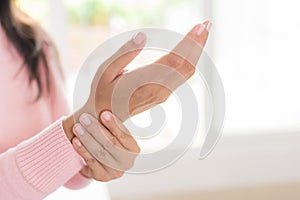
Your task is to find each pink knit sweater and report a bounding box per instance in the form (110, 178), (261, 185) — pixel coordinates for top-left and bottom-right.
(0, 26), (91, 199)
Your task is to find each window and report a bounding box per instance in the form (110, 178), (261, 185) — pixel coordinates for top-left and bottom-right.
(213, 0), (300, 134)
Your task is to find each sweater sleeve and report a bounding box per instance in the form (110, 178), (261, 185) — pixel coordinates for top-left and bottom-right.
(45, 45), (92, 189)
(0, 118), (85, 200)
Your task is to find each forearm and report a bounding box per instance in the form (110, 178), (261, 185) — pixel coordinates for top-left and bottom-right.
(0, 118), (85, 200)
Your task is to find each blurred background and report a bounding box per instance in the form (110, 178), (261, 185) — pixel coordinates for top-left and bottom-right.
(18, 0), (300, 199)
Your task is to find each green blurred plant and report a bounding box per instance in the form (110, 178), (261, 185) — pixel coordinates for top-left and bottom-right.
(65, 0), (187, 26)
(18, 0), (188, 27)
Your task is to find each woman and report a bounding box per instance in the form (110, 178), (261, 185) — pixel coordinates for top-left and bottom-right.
(0, 0), (211, 199)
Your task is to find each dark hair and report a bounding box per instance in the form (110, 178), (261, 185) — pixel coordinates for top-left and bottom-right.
(0, 0), (55, 100)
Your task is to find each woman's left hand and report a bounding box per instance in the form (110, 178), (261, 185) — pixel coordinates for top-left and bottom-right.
(71, 112), (140, 182)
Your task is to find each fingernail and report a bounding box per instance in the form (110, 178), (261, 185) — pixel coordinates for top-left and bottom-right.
(196, 24), (205, 36)
(80, 114), (91, 126)
(132, 32), (146, 45)
(75, 125), (85, 136)
(101, 111), (111, 122)
(74, 138), (82, 147)
(205, 21), (213, 32)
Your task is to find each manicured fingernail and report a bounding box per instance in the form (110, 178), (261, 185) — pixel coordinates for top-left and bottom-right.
(75, 125), (85, 135)
(132, 32), (146, 45)
(101, 111), (111, 122)
(205, 22), (213, 32)
(74, 138), (82, 147)
(80, 113), (91, 126)
(196, 24), (205, 36)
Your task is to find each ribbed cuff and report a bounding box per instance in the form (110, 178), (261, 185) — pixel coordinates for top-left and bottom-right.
(15, 118), (85, 195)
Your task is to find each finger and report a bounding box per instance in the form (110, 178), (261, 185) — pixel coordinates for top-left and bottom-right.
(79, 113), (124, 150)
(79, 113), (139, 171)
(73, 123), (119, 168)
(100, 111), (140, 154)
(173, 22), (209, 58)
(80, 165), (124, 182)
(95, 32), (147, 82)
(72, 137), (107, 179)
(101, 165), (125, 181)
(183, 20), (211, 67)
(155, 21), (211, 79)
(79, 166), (93, 179)
(73, 138), (124, 181)
(171, 21), (211, 65)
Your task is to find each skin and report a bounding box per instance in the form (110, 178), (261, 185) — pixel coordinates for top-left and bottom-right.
(73, 112), (139, 181)
(62, 21), (211, 181)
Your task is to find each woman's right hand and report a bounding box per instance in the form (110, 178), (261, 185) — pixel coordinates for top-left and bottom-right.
(63, 21), (211, 140)
(82, 21), (211, 122)
(71, 112), (140, 181)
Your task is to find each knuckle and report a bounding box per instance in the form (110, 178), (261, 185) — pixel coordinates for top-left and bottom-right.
(115, 130), (127, 140)
(148, 85), (169, 105)
(135, 145), (141, 154)
(147, 89), (162, 105)
(156, 90), (170, 104)
(119, 132), (127, 140)
(118, 171), (125, 178)
(111, 135), (118, 145)
(182, 60), (195, 74)
(97, 175), (110, 182)
(113, 170), (124, 178)
(121, 159), (135, 171)
(105, 137), (116, 149)
(167, 54), (183, 68)
(78, 145), (88, 154)
(85, 158), (96, 166)
(100, 178), (110, 182)
(156, 95), (168, 104)
(95, 149), (106, 161)
(76, 142), (88, 155)
(104, 141), (112, 150)
(128, 160), (134, 169)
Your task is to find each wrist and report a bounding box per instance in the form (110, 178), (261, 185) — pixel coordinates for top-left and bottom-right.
(62, 102), (98, 142)
(62, 115), (76, 141)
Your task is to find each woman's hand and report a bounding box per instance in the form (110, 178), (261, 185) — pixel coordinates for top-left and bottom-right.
(79, 21), (212, 122)
(60, 21), (211, 181)
(71, 112), (140, 181)
(62, 21), (211, 141)
(126, 21), (212, 117)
